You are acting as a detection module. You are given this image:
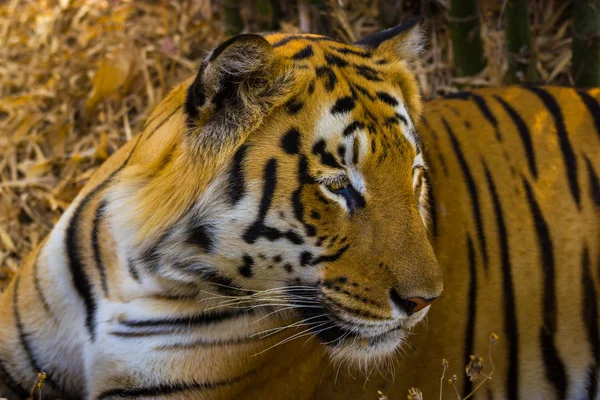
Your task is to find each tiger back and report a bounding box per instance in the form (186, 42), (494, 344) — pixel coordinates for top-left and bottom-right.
(390, 86), (600, 399)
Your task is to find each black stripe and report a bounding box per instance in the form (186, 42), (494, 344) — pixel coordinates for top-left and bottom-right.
(585, 156), (600, 207)
(143, 108), (163, 129)
(242, 159), (304, 245)
(234, 156), (302, 246)
(186, 223), (215, 253)
(332, 46), (372, 58)
(281, 128), (301, 155)
(577, 90), (600, 140)
(585, 365), (598, 400)
(352, 137), (360, 166)
(522, 177), (568, 398)
(337, 144), (347, 165)
(291, 156), (318, 238)
(446, 92), (501, 141)
(127, 258), (141, 281)
(285, 98), (304, 114)
(493, 95), (538, 179)
(351, 83), (375, 101)
(354, 65), (382, 82)
(66, 137), (141, 341)
(291, 45), (314, 60)
(146, 105), (182, 140)
(119, 309), (250, 329)
(524, 86), (581, 207)
(271, 34), (341, 48)
(469, 93), (501, 141)
(376, 91), (398, 106)
(0, 357), (29, 399)
(307, 79), (315, 94)
(185, 63), (207, 123)
(311, 244), (350, 265)
(110, 328), (188, 338)
(325, 53), (348, 67)
(155, 333), (270, 350)
(582, 244), (599, 400)
(312, 139), (343, 169)
(92, 199), (110, 296)
(97, 370), (251, 399)
(442, 118), (488, 268)
(228, 144), (248, 206)
(420, 117), (449, 177)
(316, 66), (337, 92)
(13, 277), (74, 399)
(324, 295), (387, 321)
(483, 163), (519, 400)
(342, 121), (364, 137)
(32, 253), (53, 315)
(394, 112), (409, 126)
(462, 234), (477, 398)
(424, 171), (437, 237)
(331, 96), (356, 115)
(67, 187), (111, 341)
(582, 245), (599, 364)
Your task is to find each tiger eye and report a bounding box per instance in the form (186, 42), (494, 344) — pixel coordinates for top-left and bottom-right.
(326, 181), (346, 192)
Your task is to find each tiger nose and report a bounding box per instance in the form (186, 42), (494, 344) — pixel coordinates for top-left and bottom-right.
(389, 288), (438, 316)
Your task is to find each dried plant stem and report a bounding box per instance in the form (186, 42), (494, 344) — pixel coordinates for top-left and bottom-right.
(503, 0), (537, 83)
(462, 337), (497, 400)
(572, 0), (600, 87)
(298, 0), (311, 32)
(310, 0), (332, 36)
(439, 360), (448, 400)
(379, 0), (403, 29)
(451, 381), (461, 400)
(223, 0), (244, 35)
(447, 0), (485, 76)
(28, 371), (46, 400)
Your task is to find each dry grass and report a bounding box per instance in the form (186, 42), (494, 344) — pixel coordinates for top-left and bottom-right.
(0, 0), (574, 286)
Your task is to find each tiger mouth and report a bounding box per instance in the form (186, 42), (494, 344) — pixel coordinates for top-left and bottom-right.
(295, 303), (406, 350)
(312, 320), (404, 347)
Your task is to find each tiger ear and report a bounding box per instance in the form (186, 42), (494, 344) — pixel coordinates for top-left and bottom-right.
(354, 17), (425, 63)
(185, 34), (293, 152)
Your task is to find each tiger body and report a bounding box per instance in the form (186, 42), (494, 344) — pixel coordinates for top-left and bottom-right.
(0, 22), (598, 400)
(397, 86), (600, 399)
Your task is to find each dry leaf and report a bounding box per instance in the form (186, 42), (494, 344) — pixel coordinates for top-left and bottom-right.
(0, 227), (16, 253)
(21, 160), (53, 179)
(84, 48), (135, 118)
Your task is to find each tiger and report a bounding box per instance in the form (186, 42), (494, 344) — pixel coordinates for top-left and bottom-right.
(0, 16), (598, 399)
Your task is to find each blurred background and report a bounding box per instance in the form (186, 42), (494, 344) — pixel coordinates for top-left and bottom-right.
(0, 0), (597, 283)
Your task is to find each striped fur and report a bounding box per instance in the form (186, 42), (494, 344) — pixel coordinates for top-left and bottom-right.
(396, 86), (600, 399)
(1, 24), (598, 400)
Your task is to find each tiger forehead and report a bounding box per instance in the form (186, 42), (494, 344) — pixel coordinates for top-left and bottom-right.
(264, 33), (384, 66)
(261, 34), (421, 157)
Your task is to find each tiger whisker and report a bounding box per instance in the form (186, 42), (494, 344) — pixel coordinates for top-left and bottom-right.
(301, 324), (339, 346)
(251, 314), (329, 338)
(201, 297), (320, 312)
(250, 322), (332, 357)
(251, 305), (306, 323)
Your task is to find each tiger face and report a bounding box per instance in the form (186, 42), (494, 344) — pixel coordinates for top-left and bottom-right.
(107, 20), (443, 365)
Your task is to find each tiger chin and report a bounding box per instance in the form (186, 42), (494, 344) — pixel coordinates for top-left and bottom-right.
(0, 17), (444, 400)
(293, 286), (432, 369)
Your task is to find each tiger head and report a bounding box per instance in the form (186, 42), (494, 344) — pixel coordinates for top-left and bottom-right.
(107, 19), (443, 365)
